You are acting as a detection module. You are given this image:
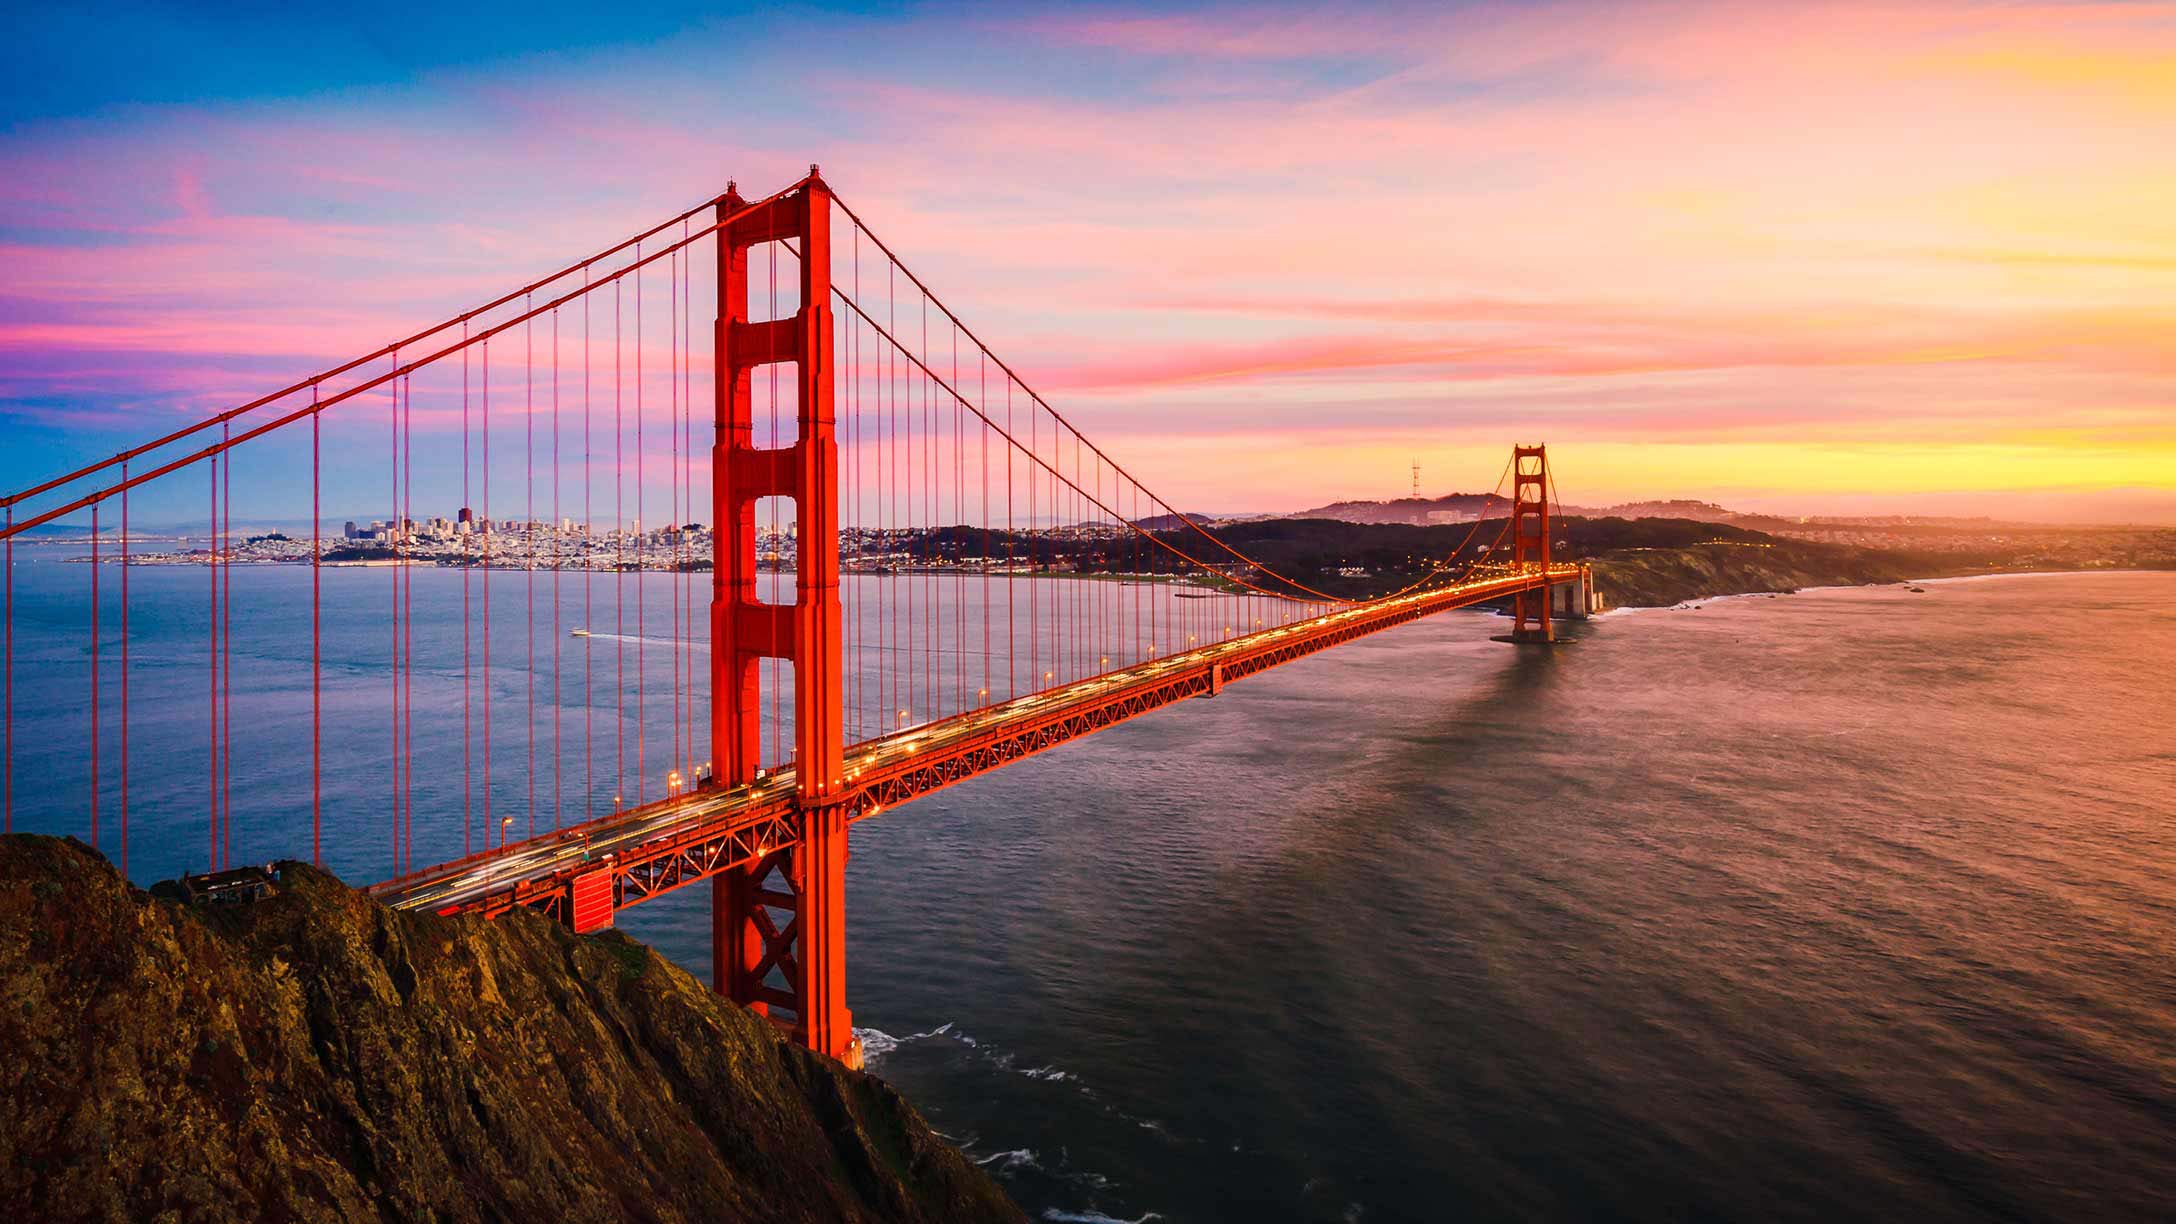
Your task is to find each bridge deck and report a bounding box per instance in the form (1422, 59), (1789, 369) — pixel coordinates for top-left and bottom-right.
(371, 564), (1581, 923)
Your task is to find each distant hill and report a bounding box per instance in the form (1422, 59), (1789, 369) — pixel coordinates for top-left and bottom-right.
(1581, 499), (1742, 523)
(1288, 493), (1822, 533)
(1131, 512), (1227, 531)
(1188, 514), (1920, 606)
(10, 522), (114, 537)
(1286, 492), (1511, 526)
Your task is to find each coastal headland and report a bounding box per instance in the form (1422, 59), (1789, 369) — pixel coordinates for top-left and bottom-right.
(0, 835), (1023, 1224)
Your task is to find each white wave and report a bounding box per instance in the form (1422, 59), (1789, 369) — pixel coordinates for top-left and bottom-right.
(855, 1019), (985, 1063)
(1915, 568), (2165, 586)
(1042, 1212), (1162, 1224)
(853, 1027), (900, 1059)
(974, 1148), (1042, 1172)
(1019, 1064), (1074, 1082)
(1601, 586), (1822, 616)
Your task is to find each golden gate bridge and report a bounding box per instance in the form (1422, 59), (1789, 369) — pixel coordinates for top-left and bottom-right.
(0, 168), (1590, 1068)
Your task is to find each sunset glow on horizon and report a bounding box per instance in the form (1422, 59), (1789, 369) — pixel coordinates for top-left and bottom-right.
(4, 1), (2173, 521)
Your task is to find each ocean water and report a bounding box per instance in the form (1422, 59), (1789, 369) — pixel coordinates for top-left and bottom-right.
(7, 557), (2174, 1220)
(628, 570), (2176, 1222)
(2, 553), (1272, 886)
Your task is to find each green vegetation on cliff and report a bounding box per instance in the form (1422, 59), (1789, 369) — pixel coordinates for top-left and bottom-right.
(0, 835), (1022, 1224)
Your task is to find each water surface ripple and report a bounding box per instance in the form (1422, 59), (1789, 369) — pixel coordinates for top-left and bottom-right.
(629, 572), (2176, 1222)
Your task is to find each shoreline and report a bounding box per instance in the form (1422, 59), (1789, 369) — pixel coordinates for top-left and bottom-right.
(1910, 567), (2170, 586)
(1598, 566), (2171, 616)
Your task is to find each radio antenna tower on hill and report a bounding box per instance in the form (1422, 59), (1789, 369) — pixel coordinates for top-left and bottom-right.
(1411, 461), (1421, 500)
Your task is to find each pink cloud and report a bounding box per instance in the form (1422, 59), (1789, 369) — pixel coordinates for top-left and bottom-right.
(4, 0), (2173, 515)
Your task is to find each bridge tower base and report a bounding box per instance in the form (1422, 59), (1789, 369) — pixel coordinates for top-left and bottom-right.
(708, 169), (861, 1068)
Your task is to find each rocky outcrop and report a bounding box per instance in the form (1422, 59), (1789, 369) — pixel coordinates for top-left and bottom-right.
(1589, 540), (1916, 608)
(0, 835), (1022, 1224)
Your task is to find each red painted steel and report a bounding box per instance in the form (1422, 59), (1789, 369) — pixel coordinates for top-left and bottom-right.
(89, 505), (99, 850)
(312, 400), (321, 865)
(570, 868), (614, 934)
(1510, 445), (1554, 643)
(709, 172), (858, 1065)
(375, 565), (1577, 924)
(3, 505), (9, 835)
(119, 467), (129, 876)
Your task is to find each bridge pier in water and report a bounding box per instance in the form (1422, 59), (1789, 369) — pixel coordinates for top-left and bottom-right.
(1552, 567), (1597, 619)
(706, 169), (861, 1068)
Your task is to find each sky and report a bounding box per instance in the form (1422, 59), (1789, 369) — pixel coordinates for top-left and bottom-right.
(3, 0), (2173, 523)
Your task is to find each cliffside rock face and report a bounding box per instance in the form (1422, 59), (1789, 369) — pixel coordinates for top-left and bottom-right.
(1591, 541), (1915, 608)
(0, 835), (1022, 1224)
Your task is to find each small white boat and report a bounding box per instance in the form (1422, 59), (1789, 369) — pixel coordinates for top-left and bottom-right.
(570, 628), (591, 638)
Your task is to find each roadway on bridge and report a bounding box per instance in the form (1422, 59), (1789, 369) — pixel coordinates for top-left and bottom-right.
(375, 565), (1578, 916)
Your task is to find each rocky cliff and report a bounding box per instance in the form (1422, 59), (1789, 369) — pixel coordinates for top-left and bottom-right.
(0, 835), (1022, 1224)
(1589, 539), (1916, 608)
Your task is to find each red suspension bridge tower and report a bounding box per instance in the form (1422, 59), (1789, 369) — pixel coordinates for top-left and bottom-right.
(707, 170), (858, 1066)
(1508, 444), (1555, 644)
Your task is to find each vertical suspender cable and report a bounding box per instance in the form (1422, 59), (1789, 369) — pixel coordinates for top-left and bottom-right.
(120, 463), (129, 877)
(207, 456), (219, 871)
(390, 355), (401, 871)
(462, 323), (472, 855)
(1028, 388), (1037, 689)
(953, 325), (963, 711)
(932, 305), (940, 707)
(552, 304), (562, 829)
(672, 242), (683, 772)
(3, 504), (9, 834)
(222, 423), (232, 866)
(1006, 379), (1013, 699)
(685, 220), (696, 773)
(670, 247), (681, 784)
(311, 387), (321, 866)
(584, 269), (593, 816)
(881, 255), (890, 728)
(615, 279), (624, 806)
(980, 351), (989, 705)
(483, 339), (494, 842)
(89, 503), (99, 851)
(527, 295), (537, 839)
(922, 295), (932, 716)
(635, 248), (645, 804)
(403, 373), (415, 868)
(851, 293), (862, 737)
(768, 244), (779, 762)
